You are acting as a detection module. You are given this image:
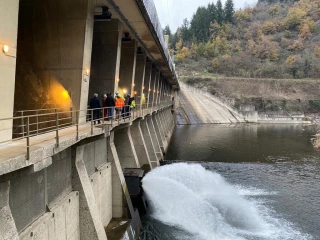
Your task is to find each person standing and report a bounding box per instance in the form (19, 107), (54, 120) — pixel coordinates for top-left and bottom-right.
(102, 94), (108, 119)
(115, 93), (125, 119)
(105, 93), (115, 120)
(89, 93), (101, 124)
(124, 94), (131, 118)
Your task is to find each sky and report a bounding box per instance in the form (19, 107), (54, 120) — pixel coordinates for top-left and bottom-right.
(153, 0), (258, 32)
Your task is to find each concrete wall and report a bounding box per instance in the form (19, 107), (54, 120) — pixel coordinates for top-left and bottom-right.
(0, 0), (19, 142)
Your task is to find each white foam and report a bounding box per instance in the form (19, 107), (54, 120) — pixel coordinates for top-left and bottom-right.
(142, 163), (312, 240)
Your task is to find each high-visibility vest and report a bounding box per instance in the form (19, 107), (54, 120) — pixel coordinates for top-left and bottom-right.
(130, 100), (136, 108)
(115, 97), (124, 109)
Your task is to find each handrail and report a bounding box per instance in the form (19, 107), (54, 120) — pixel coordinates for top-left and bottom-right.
(1, 102), (173, 160)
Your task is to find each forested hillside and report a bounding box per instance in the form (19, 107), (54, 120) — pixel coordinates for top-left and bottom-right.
(166, 0), (320, 79)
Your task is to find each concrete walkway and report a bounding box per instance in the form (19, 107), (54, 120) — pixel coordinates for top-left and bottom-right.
(0, 117), (136, 176)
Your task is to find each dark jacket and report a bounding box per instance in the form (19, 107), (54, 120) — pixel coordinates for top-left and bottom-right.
(105, 96), (115, 107)
(90, 96), (101, 109)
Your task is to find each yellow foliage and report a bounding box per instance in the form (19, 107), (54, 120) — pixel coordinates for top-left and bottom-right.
(212, 58), (219, 69)
(314, 45), (320, 58)
(262, 21), (277, 34)
(283, 7), (307, 29)
(176, 46), (190, 61)
(285, 55), (297, 66)
(299, 23), (312, 39)
(213, 36), (229, 55)
(175, 39), (183, 50)
(269, 49), (279, 62)
(247, 40), (256, 55)
(204, 41), (216, 57)
(268, 5), (279, 16)
(222, 54), (231, 60)
(288, 39), (304, 50)
(234, 9), (251, 21)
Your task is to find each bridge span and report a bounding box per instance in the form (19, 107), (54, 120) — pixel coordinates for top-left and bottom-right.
(0, 0), (178, 239)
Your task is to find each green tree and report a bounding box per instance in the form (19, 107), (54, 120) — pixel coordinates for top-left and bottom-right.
(224, 0), (235, 23)
(216, 0), (224, 25)
(163, 25), (172, 36)
(180, 18), (192, 43)
(190, 7), (211, 42)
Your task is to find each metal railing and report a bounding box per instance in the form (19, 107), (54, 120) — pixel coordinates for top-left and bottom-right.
(1, 102), (172, 160)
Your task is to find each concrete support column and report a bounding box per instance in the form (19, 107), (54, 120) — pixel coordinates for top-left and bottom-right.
(107, 132), (135, 218)
(130, 119), (152, 169)
(114, 124), (140, 168)
(152, 112), (168, 153)
(157, 109), (168, 139)
(0, 181), (19, 239)
(148, 66), (156, 109)
(14, 0), (95, 123)
(134, 51), (146, 109)
(152, 69), (160, 107)
(119, 40), (138, 97)
(146, 115), (163, 162)
(0, 0), (19, 142)
(140, 118), (158, 168)
(89, 20), (123, 98)
(72, 145), (108, 240)
(143, 61), (152, 107)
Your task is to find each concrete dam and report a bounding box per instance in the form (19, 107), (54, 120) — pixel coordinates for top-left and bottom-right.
(0, 0), (177, 239)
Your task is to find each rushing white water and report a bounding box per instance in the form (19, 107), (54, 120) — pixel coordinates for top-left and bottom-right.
(142, 163), (312, 240)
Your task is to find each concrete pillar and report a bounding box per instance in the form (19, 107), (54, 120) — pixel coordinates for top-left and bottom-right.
(14, 0), (95, 123)
(119, 39), (137, 97)
(130, 119), (152, 169)
(114, 124), (140, 168)
(107, 132), (135, 218)
(0, 0), (19, 142)
(152, 69), (160, 107)
(146, 115), (163, 162)
(134, 50), (146, 109)
(140, 118), (158, 168)
(156, 110), (167, 142)
(72, 145), (108, 240)
(89, 20), (123, 98)
(147, 65), (156, 108)
(152, 112), (168, 153)
(143, 61), (152, 107)
(0, 181), (19, 239)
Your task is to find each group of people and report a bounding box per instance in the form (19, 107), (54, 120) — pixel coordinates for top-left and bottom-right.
(89, 92), (136, 124)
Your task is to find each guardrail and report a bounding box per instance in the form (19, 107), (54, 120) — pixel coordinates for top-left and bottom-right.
(1, 102), (172, 160)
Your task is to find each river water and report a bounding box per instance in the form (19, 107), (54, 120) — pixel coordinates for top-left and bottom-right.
(141, 124), (320, 240)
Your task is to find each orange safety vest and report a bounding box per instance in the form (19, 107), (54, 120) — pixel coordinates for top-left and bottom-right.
(115, 97), (124, 109)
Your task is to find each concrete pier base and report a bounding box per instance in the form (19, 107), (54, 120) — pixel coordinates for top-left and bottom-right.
(130, 119), (152, 169)
(146, 115), (163, 163)
(140, 118), (159, 168)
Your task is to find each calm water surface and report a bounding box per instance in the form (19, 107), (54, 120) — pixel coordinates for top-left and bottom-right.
(141, 124), (320, 240)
